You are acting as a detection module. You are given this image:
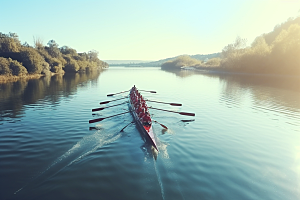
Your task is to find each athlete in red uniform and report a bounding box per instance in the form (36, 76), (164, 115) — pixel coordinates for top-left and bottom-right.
(141, 111), (151, 126)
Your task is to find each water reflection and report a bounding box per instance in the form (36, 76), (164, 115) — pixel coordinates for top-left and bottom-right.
(0, 71), (103, 120)
(162, 69), (300, 111)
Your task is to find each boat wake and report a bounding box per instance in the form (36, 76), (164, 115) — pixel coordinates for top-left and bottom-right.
(153, 139), (185, 200)
(13, 128), (122, 197)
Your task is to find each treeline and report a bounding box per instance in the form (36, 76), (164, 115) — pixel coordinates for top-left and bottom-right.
(0, 32), (108, 78)
(162, 16), (300, 75)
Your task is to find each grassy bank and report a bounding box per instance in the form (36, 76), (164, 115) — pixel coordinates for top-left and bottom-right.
(0, 74), (45, 83)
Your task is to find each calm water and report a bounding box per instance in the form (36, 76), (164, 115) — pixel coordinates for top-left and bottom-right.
(0, 67), (300, 200)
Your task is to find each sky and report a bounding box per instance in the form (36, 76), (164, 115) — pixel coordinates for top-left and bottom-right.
(1, 0), (300, 61)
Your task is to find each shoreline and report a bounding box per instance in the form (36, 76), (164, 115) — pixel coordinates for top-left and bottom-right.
(0, 72), (64, 84)
(0, 74), (44, 83)
(179, 66), (300, 78)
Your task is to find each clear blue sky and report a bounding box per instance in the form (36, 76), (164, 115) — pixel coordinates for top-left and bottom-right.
(1, 0), (299, 60)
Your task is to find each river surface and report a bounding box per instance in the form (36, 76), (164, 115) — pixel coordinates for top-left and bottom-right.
(0, 67), (300, 200)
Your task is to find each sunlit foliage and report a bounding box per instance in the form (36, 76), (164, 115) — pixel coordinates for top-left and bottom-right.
(160, 16), (300, 75)
(221, 17), (300, 75)
(0, 57), (28, 76)
(161, 55), (202, 69)
(20, 47), (48, 74)
(0, 32), (21, 53)
(205, 57), (221, 66)
(0, 32), (108, 78)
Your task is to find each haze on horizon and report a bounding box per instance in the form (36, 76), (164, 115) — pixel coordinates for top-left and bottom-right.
(1, 0), (299, 61)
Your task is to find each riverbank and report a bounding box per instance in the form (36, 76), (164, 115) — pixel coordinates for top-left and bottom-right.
(181, 65), (300, 78)
(0, 71), (65, 84)
(0, 74), (45, 83)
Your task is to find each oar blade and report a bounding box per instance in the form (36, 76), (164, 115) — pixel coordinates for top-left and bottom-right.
(89, 118), (105, 123)
(160, 124), (168, 129)
(139, 89), (157, 93)
(170, 103), (182, 106)
(153, 120), (168, 129)
(181, 119), (195, 122)
(179, 112), (195, 116)
(107, 94), (114, 97)
(100, 101), (110, 104)
(92, 107), (104, 112)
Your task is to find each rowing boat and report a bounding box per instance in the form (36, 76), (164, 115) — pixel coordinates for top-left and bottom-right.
(128, 87), (159, 151)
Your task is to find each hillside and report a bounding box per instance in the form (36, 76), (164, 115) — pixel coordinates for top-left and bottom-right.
(109, 53), (221, 67)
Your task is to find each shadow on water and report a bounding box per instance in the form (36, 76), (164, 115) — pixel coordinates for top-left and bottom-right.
(12, 127), (122, 200)
(0, 71), (103, 120)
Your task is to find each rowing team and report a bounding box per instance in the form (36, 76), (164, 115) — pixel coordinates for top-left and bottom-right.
(130, 86), (152, 126)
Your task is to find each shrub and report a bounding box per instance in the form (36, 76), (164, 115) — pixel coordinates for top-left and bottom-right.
(0, 57), (11, 75)
(161, 55), (202, 70)
(64, 59), (80, 72)
(20, 47), (46, 74)
(205, 58), (221, 66)
(9, 59), (28, 76)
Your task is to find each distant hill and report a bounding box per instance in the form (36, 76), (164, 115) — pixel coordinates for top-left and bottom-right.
(103, 60), (153, 65)
(109, 53), (221, 67)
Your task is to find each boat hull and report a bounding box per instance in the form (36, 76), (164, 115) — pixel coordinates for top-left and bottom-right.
(128, 90), (158, 151)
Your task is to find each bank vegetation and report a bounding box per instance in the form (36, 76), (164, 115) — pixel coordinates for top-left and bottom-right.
(0, 33), (108, 82)
(162, 16), (300, 76)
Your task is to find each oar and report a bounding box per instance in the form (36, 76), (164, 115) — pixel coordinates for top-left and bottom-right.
(153, 120), (168, 129)
(146, 99), (182, 106)
(107, 90), (130, 97)
(89, 111), (129, 123)
(89, 127), (102, 130)
(100, 97), (127, 104)
(120, 121), (134, 132)
(148, 107), (195, 116)
(138, 89), (156, 93)
(181, 119), (195, 122)
(92, 102), (127, 112)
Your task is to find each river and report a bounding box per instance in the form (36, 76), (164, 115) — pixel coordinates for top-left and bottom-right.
(0, 67), (299, 200)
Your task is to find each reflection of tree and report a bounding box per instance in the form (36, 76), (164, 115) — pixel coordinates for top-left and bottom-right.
(161, 68), (198, 78)
(0, 71), (103, 119)
(217, 74), (300, 111)
(161, 68), (300, 110)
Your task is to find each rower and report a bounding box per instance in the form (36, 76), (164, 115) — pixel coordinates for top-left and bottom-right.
(136, 103), (143, 114)
(141, 101), (148, 111)
(138, 108), (146, 119)
(141, 111), (152, 126)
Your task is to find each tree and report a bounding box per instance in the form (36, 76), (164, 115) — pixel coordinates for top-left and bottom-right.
(60, 46), (78, 56)
(0, 32), (21, 53)
(47, 40), (61, 58)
